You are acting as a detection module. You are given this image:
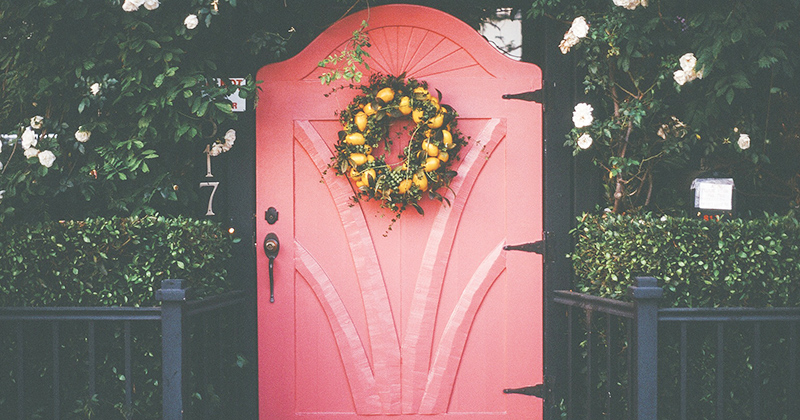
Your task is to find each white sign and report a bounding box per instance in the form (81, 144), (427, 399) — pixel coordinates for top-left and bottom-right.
(216, 78), (246, 112)
(691, 178), (734, 211)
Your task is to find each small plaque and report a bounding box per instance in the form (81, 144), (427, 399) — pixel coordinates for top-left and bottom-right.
(691, 178), (734, 211)
(215, 77), (247, 112)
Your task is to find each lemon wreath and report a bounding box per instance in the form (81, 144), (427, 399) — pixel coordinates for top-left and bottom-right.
(331, 74), (467, 217)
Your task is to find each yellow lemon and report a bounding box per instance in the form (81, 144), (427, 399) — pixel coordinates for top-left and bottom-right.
(426, 112), (444, 129)
(412, 108), (425, 124)
(362, 168), (376, 186)
(413, 86), (429, 99)
(376, 87), (395, 103)
(398, 179), (413, 194)
(364, 102), (379, 116)
(367, 154), (375, 162)
(349, 167), (361, 180)
(422, 140), (439, 157)
(438, 150), (450, 162)
(354, 111), (368, 132)
(349, 153), (367, 166)
(441, 129), (453, 147)
(424, 157), (441, 172)
(345, 132), (365, 145)
(398, 96), (412, 115)
(413, 173), (429, 191)
(363, 145), (372, 154)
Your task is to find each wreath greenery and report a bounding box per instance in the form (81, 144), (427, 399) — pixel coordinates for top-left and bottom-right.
(331, 74), (467, 219)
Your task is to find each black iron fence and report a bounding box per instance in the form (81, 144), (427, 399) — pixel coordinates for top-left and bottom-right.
(0, 279), (250, 420)
(554, 277), (800, 420)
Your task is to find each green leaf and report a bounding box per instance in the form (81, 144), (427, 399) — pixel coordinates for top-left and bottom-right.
(214, 102), (232, 113)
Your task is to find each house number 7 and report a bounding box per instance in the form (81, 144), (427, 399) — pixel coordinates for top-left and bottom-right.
(201, 144), (219, 216)
(199, 181), (220, 216)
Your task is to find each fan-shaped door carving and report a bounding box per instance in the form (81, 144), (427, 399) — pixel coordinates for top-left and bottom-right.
(256, 5), (543, 419)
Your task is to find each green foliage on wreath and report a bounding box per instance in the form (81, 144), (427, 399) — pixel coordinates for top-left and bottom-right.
(330, 73), (468, 221)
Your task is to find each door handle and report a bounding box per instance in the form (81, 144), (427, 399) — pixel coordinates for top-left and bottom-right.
(263, 233), (280, 303)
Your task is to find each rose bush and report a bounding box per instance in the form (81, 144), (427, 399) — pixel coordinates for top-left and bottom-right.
(0, 0), (306, 224)
(531, 0), (800, 214)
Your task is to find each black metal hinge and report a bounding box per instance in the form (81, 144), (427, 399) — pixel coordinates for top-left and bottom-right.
(503, 240), (544, 254)
(503, 232), (554, 262)
(503, 384), (544, 398)
(502, 88), (544, 104)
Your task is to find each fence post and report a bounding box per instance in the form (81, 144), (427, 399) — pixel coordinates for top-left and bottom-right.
(628, 276), (663, 420)
(157, 279), (189, 420)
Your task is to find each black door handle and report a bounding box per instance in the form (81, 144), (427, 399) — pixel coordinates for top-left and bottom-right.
(263, 233), (280, 303)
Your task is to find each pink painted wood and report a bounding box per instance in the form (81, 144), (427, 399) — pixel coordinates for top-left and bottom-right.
(256, 5), (543, 419)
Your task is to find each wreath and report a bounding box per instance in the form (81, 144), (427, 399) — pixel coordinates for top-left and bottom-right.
(331, 74), (467, 218)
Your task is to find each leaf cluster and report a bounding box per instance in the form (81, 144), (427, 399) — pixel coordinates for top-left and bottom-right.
(0, 216), (232, 307)
(571, 212), (800, 307)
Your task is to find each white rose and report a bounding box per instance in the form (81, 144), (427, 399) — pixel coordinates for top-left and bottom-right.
(571, 17), (589, 39)
(673, 69), (688, 86)
(24, 147), (40, 159)
(30, 115), (44, 130)
(559, 31), (580, 54)
(679, 53), (697, 73)
(38, 150), (56, 168)
(577, 133), (593, 149)
(75, 129), (91, 143)
(737, 133), (751, 150)
(90, 83), (101, 96)
(572, 103), (594, 128)
(122, 0), (138, 12)
(143, 0), (159, 10)
(21, 127), (38, 149)
(184, 14), (199, 30)
(209, 143), (224, 156)
(224, 129), (236, 144)
(613, 0), (640, 10)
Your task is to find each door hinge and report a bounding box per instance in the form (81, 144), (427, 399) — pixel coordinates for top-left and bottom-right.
(503, 232), (554, 262)
(503, 384), (544, 398)
(504, 240), (544, 254)
(502, 89), (544, 104)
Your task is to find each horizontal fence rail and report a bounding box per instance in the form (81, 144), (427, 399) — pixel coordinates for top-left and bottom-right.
(555, 277), (800, 420)
(0, 280), (247, 420)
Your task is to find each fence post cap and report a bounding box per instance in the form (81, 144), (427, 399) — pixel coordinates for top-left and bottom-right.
(156, 279), (190, 301)
(627, 276), (663, 300)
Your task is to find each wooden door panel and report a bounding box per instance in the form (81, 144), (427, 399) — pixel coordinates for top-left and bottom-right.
(257, 5), (542, 419)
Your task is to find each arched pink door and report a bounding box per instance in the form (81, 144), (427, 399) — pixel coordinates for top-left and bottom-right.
(256, 5), (543, 419)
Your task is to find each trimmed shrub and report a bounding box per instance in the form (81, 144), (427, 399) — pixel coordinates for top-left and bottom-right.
(571, 213), (800, 307)
(0, 216), (232, 307)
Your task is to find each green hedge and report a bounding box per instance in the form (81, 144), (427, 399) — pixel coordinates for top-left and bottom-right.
(571, 213), (800, 307)
(0, 216), (232, 307)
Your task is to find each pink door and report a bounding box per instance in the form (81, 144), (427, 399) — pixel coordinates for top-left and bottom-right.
(256, 5), (543, 419)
